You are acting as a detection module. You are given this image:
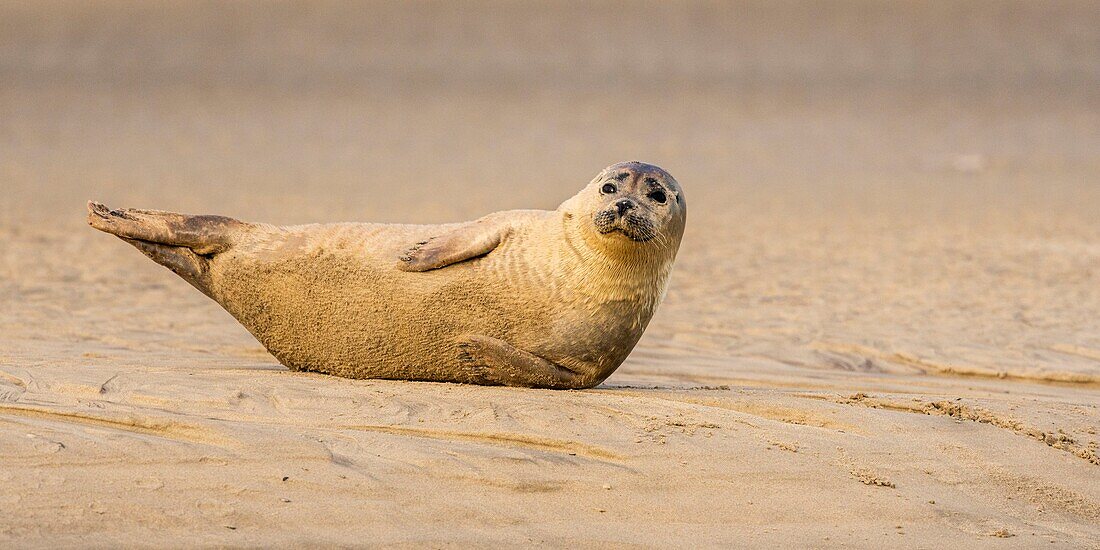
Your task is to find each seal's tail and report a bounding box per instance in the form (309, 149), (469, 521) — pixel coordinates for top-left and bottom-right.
(87, 201), (244, 297)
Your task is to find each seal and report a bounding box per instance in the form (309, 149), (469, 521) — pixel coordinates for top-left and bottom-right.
(87, 161), (686, 389)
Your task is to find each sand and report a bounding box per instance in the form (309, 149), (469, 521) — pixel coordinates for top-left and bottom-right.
(2, 1), (1099, 547)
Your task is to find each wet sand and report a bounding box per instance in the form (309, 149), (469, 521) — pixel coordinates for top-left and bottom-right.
(2, 2), (1099, 547)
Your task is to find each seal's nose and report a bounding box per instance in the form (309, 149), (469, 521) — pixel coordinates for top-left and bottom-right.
(615, 199), (636, 216)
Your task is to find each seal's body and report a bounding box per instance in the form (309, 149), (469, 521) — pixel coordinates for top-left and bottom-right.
(88, 162), (685, 388)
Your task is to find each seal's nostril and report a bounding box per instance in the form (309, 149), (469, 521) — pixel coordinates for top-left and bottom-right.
(615, 199), (635, 216)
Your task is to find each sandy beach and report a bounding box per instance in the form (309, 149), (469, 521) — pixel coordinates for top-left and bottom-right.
(2, 1), (1099, 547)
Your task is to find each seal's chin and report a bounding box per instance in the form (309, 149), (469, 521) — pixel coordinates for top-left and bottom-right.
(593, 210), (657, 243)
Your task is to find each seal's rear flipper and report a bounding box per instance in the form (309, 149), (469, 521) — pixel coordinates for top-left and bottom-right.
(119, 238), (216, 297)
(87, 201), (243, 255)
(87, 201), (246, 297)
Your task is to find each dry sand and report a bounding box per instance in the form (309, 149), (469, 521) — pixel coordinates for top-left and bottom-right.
(2, 1), (1099, 547)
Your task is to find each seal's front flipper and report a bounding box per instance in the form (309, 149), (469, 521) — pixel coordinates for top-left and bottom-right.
(456, 335), (593, 389)
(397, 213), (514, 272)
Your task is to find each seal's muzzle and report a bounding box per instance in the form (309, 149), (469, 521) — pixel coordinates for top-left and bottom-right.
(594, 202), (658, 242)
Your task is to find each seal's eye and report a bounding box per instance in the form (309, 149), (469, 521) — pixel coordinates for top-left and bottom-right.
(648, 190), (667, 204)
(601, 183), (618, 194)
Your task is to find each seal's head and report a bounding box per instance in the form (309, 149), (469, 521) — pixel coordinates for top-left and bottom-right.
(579, 161), (686, 248)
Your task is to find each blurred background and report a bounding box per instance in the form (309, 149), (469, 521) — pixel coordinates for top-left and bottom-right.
(4, 5), (1100, 543)
(2, 1), (1099, 380)
(3, 0), (1097, 224)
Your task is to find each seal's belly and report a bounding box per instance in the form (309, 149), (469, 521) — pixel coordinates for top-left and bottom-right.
(209, 245), (551, 382)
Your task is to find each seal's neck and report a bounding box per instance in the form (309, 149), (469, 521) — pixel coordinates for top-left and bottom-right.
(555, 211), (679, 307)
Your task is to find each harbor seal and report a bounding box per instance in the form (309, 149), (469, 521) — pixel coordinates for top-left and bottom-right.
(87, 161), (686, 389)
